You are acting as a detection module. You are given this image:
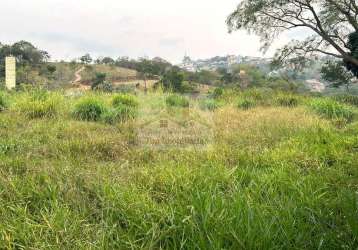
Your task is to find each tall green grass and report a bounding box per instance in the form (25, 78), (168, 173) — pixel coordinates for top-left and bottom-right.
(308, 98), (354, 122)
(0, 90), (357, 249)
(14, 90), (64, 119)
(166, 94), (189, 108)
(0, 91), (8, 111)
(72, 96), (106, 121)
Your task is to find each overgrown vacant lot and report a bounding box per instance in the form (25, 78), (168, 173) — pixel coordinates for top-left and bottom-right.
(0, 89), (357, 249)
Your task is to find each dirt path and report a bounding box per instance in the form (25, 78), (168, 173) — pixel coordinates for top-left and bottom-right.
(72, 66), (85, 84)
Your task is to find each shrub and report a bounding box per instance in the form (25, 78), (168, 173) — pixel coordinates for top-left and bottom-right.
(112, 94), (139, 108)
(211, 87), (224, 99)
(275, 95), (299, 107)
(103, 105), (137, 124)
(0, 92), (8, 111)
(91, 72), (107, 89)
(15, 92), (62, 119)
(166, 94), (189, 108)
(309, 98), (354, 121)
(72, 97), (106, 121)
(200, 99), (220, 111)
(94, 82), (114, 93)
(237, 99), (256, 110)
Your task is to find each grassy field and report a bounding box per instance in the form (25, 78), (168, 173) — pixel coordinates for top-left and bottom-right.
(0, 88), (357, 249)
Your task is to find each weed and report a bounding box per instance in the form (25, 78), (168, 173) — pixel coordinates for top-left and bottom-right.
(112, 94), (139, 108)
(200, 99), (220, 111)
(72, 97), (106, 121)
(308, 98), (354, 122)
(237, 99), (256, 110)
(0, 92), (8, 111)
(166, 94), (189, 108)
(275, 95), (299, 107)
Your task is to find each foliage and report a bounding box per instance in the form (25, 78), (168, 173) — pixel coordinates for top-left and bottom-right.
(80, 53), (92, 64)
(0, 92), (8, 111)
(91, 72), (107, 89)
(46, 65), (57, 75)
(237, 98), (256, 110)
(211, 87), (224, 99)
(199, 99), (220, 111)
(0, 40), (49, 81)
(0, 90), (357, 248)
(161, 68), (184, 92)
(184, 70), (220, 85)
(93, 82), (114, 93)
(333, 94), (358, 107)
(102, 106), (137, 124)
(15, 91), (63, 119)
(95, 57), (115, 65)
(345, 32), (358, 77)
(72, 97), (106, 121)
(227, 0), (358, 73)
(165, 94), (189, 108)
(308, 98), (354, 122)
(275, 95), (299, 107)
(321, 61), (354, 91)
(116, 57), (172, 77)
(112, 94), (139, 108)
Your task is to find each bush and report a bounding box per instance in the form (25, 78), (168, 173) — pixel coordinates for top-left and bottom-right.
(15, 91), (62, 119)
(200, 99), (220, 111)
(166, 94), (189, 108)
(94, 82), (114, 93)
(275, 95), (299, 107)
(212, 87), (224, 99)
(309, 98), (354, 121)
(103, 106), (137, 124)
(237, 99), (256, 110)
(112, 94), (139, 108)
(72, 97), (106, 121)
(0, 92), (8, 111)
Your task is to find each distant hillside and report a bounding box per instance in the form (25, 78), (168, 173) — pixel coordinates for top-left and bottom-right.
(78, 64), (138, 84)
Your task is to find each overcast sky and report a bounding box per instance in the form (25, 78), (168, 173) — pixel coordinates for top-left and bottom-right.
(0, 0), (292, 63)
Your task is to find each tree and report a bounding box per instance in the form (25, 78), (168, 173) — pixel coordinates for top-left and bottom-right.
(161, 67), (184, 92)
(321, 61), (354, 91)
(100, 57), (115, 65)
(80, 53), (92, 64)
(0, 41), (49, 81)
(345, 32), (358, 77)
(227, 0), (358, 71)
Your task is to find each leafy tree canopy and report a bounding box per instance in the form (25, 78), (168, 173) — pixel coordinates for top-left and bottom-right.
(227, 0), (358, 73)
(0, 40), (49, 78)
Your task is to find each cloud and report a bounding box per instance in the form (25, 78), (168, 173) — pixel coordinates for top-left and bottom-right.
(0, 0), (297, 63)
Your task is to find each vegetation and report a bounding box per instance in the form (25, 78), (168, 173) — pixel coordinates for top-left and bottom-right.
(165, 94), (190, 108)
(14, 90), (63, 119)
(237, 98), (256, 110)
(112, 94), (139, 108)
(227, 0), (358, 88)
(72, 97), (106, 121)
(0, 91), (8, 111)
(0, 87), (357, 249)
(199, 99), (220, 111)
(308, 98), (355, 122)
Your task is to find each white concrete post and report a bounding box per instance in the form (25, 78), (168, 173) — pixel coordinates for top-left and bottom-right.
(5, 56), (16, 90)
